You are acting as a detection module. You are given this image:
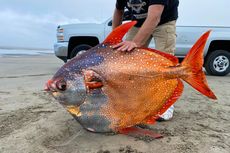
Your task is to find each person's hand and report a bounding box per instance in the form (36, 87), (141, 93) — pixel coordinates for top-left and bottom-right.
(112, 41), (138, 52)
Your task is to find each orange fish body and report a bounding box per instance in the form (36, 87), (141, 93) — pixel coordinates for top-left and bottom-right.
(94, 22), (216, 131)
(91, 47), (180, 129)
(45, 21), (216, 136)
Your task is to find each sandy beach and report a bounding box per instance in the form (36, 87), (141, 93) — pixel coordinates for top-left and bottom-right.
(0, 54), (229, 153)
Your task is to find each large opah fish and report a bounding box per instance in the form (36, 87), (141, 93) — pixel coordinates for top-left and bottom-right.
(45, 21), (216, 138)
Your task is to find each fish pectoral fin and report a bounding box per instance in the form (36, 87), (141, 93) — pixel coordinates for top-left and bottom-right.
(85, 82), (103, 89)
(118, 127), (163, 139)
(83, 69), (104, 89)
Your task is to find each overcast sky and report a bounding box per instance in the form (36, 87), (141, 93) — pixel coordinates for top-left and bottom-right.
(0, 0), (116, 49)
(1, 0), (229, 49)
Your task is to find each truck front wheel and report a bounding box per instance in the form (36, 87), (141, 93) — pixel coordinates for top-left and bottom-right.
(70, 44), (92, 59)
(205, 50), (230, 76)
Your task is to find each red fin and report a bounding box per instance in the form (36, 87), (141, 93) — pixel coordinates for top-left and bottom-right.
(143, 117), (156, 125)
(85, 82), (103, 89)
(181, 30), (217, 100)
(140, 47), (179, 65)
(103, 21), (137, 45)
(119, 127), (163, 139)
(156, 79), (184, 117)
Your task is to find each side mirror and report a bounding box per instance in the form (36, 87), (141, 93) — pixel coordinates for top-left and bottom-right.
(108, 20), (112, 26)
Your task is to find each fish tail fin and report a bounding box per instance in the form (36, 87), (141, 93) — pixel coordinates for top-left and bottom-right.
(181, 30), (217, 100)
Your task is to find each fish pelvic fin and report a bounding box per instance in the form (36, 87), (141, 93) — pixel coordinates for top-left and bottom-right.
(181, 30), (217, 100)
(118, 127), (163, 139)
(103, 21), (137, 45)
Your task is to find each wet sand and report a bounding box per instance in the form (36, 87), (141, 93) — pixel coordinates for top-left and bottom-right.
(0, 54), (229, 153)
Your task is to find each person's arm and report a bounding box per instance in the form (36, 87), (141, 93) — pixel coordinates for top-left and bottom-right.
(113, 5), (164, 51)
(133, 5), (164, 47)
(112, 8), (124, 30)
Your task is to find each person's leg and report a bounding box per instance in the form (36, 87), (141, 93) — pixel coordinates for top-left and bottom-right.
(152, 20), (176, 55)
(152, 20), (177, 121)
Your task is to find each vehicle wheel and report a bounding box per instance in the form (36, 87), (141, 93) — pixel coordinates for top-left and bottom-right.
(70, 44), (92, 58)
(205, 50), (230, 76)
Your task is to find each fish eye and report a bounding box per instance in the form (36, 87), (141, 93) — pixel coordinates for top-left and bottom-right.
(56, 80), (67, 91)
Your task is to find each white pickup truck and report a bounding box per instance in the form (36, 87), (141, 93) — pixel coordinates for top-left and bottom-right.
(54, 17), (230, 76)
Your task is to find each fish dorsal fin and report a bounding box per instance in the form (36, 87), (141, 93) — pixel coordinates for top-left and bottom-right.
(103, 21), (137, 45)
(139, 47), (179, 65)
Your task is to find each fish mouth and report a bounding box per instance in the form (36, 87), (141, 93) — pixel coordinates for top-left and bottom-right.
(45, 79), (67, 92)
(44, 82), (61, 99)
(45, 78), (87, 106)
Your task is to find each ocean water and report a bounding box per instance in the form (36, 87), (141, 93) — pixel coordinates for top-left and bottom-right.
(0, 49), (53, 56)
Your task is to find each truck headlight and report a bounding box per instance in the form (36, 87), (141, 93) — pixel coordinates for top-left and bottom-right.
(57, 28), (64, 33)
(57, 26), (64, 42)
(57, 34), (64, 42)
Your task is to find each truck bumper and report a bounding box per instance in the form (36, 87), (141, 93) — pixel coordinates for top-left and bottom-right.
(54, 42), (68, 62)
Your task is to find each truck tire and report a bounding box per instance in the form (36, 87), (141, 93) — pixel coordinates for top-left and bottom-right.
(205, 50), (230, 76)
(70, 44), (92, 59)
